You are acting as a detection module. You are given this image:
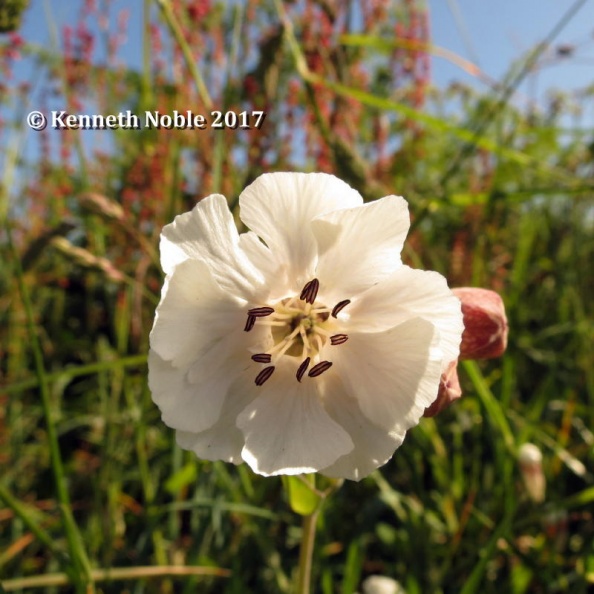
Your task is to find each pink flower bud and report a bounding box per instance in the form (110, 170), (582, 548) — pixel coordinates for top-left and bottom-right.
(424, 359), (461, 417)
(452, 288), (508, 360)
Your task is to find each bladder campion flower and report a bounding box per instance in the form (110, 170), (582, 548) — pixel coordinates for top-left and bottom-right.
(149, 172), (463, 480)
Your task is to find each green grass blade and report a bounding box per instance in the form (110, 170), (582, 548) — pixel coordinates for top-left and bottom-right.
(6, 225), (94, 591)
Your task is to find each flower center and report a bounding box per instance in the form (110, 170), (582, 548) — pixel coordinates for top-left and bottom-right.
(244, 278), (351, 386)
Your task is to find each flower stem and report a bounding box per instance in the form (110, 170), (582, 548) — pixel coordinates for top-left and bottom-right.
(285, 475), (343, 593)
(296, 508), (319, 594)
(154, 0), (213, 110)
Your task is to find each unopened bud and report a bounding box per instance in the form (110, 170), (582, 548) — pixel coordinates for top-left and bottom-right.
(361, 575), (406, 594)
(452, 288), (508, 360)
(518, 443), (546, 503)
(424, 359), (461, 417)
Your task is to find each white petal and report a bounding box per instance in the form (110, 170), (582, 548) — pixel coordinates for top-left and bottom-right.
(148, 258), (262, 433)
(149, 258), (246, 369)
(312, 195), (409, 302)
(349, 266), (464, 371)
(160, 194), (265, 300)
(175, 370), (257, 464)
(148, 349), (251, 434)
(236, 365), (354, 476)
(239, 172), (363, 290)
(333, 317), (442, 432)
(319, 376), (405, 481)
(238, 231), (288, 300)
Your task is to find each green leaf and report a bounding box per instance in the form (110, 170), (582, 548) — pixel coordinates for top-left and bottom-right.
(564, 486), (594, 509)
(460, 513), (512, 594)
(164, 462), (197, 495)
(282, 475), (321, 516)
(449, 192), (489, 207)
(341, 539), (364, 594)
(461, 360), (515, 453)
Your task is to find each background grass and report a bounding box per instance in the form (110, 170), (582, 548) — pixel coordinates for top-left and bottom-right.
(1, 1), (593, 592)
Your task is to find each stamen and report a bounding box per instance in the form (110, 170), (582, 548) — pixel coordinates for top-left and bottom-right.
(313, 333), (324, 356)
(330, 334), (349, 345)
(270, 311), (294, 320)
(299, 278), (320, 304)
(311, 305), (330, 322)
(283, 295), (299, 309)
(274, 333), (301, 360)
(268, 325), (302, 355)
(255, 366), (275, 386)
(255, 320), (289, 327)
(251, 353), (272, 363)
(296, 357), (311, 382)
(299, 325), (311, 352)
(312, 326), (332, 337)
(308, 361), (333, 377)
(248, 306), (275, 317)
(331, 299), (351, 318)
(244, 315), (256, 332)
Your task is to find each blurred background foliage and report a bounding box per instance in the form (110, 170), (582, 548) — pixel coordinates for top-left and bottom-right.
(0, 0), (593, 592)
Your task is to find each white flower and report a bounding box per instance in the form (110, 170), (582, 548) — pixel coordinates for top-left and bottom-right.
(149, 172), (463, 480)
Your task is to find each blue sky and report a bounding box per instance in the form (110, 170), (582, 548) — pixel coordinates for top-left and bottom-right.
(15, 0), (594, 105)
(4, 0), (593, 180)
(429, 0), (594, 106)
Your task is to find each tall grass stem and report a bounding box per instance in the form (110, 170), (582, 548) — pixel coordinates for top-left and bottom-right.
(6, 225), (94, 593)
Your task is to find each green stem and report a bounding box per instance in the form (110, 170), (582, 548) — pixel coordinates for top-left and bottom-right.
(1, 565), (230, 591)
(6, 225), (94, 593)
(2, 354), (148, 395)
(154, 0), (213, 109)
(0, 483), (69, 567)
(141, 0), (153, 109)
(42, 0), (88, 185)
(296, 509), (319, 594)
(287, 475), (343, 594)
